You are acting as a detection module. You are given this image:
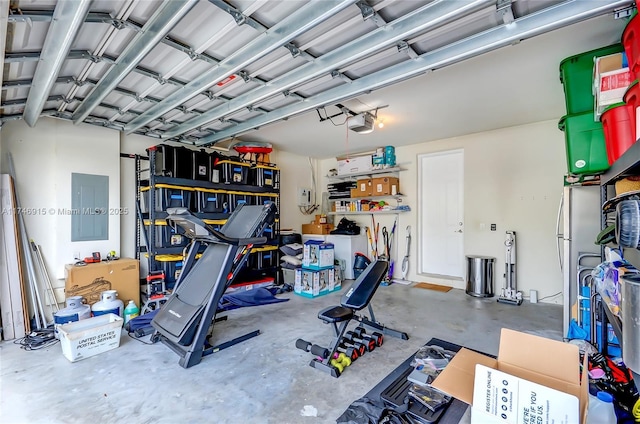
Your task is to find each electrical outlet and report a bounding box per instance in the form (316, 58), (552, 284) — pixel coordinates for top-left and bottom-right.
(491, 224), (496, 231)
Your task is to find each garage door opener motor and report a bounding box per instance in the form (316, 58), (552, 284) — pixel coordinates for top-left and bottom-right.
(497, 231), (522, 305)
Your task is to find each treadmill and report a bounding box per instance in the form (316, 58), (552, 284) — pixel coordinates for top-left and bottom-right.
(151, 202), (277, 368)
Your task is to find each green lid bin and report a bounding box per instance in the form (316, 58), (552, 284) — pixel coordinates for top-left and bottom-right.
(558, 111), (610, 175)
(559, 44), (624, 115)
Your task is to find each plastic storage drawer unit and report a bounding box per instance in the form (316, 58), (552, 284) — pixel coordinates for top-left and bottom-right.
(195, 188), (229, 213)
(559, 44), (624, 114)
(558, 112), (609, 175)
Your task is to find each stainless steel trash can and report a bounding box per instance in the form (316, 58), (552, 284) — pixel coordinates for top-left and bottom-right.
(466, 255), (495, 297)
(622, 274), (640, 373)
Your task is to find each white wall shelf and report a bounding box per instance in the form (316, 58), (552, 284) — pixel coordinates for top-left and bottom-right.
(328, 210), (409, 215)
(330, 194), (405, 202)
(327, 167), (406, 180)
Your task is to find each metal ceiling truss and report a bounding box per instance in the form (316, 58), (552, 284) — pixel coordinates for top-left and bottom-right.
(22, 0), (91, 127)
(160, 0), (493, 139)
(71, 0), (199, 124)
(195, 0), (632, 146)
(0, 0), (633, 144)
(123, 0), (357, 133)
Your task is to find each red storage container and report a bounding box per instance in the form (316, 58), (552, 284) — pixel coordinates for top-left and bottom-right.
(600, 102), (635, 165)
(623, 13), (640, 78)
(624, 79), (640, 140)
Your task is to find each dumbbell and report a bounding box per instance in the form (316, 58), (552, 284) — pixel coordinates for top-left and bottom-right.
(295, 339), (329, 359)
(369, 331), (384, 347)
(339, 337), (366, 357)
(345, 331), (376, 352)
(332, 352), (352, 368)
(352, 327), (384, 347)
(336, 343), (359, 362)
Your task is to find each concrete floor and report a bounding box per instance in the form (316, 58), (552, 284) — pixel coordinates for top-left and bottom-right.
(0, 283), (562, 424)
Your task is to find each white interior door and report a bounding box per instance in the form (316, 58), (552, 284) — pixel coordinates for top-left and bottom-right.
(418, 150), (464, 278)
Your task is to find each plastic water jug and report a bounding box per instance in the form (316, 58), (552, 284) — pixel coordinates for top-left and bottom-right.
(587, 392), (616, 424)
(123, 300), (139, 324)
(91, 290), (124, 317)
(53, 296), (91, 339)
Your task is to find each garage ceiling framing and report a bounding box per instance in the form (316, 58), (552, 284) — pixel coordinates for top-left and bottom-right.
(1, 0), (634, 147)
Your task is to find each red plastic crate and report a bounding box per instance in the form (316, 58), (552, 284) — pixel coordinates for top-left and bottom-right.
(601, 103), (635, 165)
(623, 13), (640, 79)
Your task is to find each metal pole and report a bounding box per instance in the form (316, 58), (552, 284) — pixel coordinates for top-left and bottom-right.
(7, 153), (47, 328)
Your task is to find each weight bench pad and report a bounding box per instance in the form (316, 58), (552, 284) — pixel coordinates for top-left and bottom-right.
(341, 260), (389, 310)
(318, 306), (353, 323)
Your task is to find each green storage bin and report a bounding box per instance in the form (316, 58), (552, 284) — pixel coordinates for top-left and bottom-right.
(559, 44), (624, 114)
(558, 111), (609, 175)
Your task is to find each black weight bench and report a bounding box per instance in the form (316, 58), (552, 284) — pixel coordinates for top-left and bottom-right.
(296, 260), (409, 378)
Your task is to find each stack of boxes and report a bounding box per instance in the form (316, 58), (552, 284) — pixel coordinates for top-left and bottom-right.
(294, 241), (341, 298)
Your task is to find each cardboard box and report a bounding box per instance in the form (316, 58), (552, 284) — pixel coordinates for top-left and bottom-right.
(372, 177), (400, 196)
(314, 214), (328, 224)
(303, 240), (334, 269)
(337, 155), (373, 175)
(58, 313), (123, 362)
(356, 178), (373, 197)
(594, 53), (633, 117)
(294, 267), (341, 298)
(65, 258), (140, 307)
(432, 328), (588, 424)
(302, 223), (333, 235)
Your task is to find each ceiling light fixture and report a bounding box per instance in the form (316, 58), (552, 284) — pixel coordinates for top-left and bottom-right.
(377, 119), (384, 129)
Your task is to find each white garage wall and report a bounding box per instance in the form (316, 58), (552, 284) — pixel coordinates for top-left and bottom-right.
(0, 118), (121, 289)
(270, 150), (321, 232)
(318, 119), (567, 304)
(0, 117), (568, 305)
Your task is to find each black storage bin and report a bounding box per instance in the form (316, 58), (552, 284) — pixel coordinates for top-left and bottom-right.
(258, 248), (278, 269)
(192, 149), (211, 181)
(141, 185), (193, 212)
(279, 233), (302, 246)
(159, 258), (184, 289)
(254, 164), (280, 189)
(173, 146), (193, 180)
(217, 160), (251, 184)
(246, 251), (259, 270)
(151, 144), (175, 177)
(262, 221), (276, 240)
(145, 222), (188, 248)
(255, 193), (278, 207)
(228, 192), (255, 212)
(195, 188), (229, 213)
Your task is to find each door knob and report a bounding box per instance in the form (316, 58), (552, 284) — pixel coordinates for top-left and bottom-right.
(454, 229), (463, 233)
